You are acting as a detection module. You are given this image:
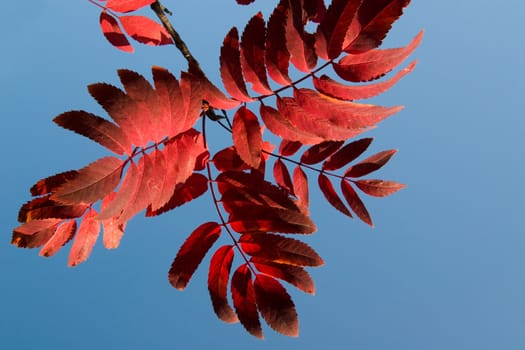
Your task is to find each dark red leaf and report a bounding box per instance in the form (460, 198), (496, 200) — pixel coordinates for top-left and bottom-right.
(354, 179), (405, 197)
(232, 107), (263, 168)
(12, 219), (62, 248)
(334, 30), (423, 82)
(146, 173), (208, 216)
(51, 157), (124, 205)
(318, 173), (352, 218)
(293, 166), (309, 209)
(30, 171), (78, 197)
(344, 149), (397, 178)
(99, 11), (133, 53)
(208, 245), (238, 323)
(39, 220), (77, 257)
(119, 15), (173, 46)
(279, 140), (302, 156)
(53, 110), (129, 155)
(212, 147), (250, 172)
(18, 196), (87, 223)
(231, 265), (263, 338)
(341, 180), (373, 226)
(273, 159), (294, 194)
(252, 258), (315, 294)
(105, 0), (155, 13)
(300, 141), (344, 165)
(254, 274), (299, 337)
(285, 0), (318, 72)
(239, 233), (323, 267)
(68, 209), (101, 266)
(313, 61), (417, 101)
(260, 104), (324, 144)
(220, 27), (253, 102)
(344, 0), (412, 53)
(322, 138), (373, 171)
(236, 0), (255, 4)
(188, 64), (240, 110)
(315, 0), (362, 59)
(240, 13), (273, 95)
(265, 2), (292, 85)
(169, 222), (222, 290)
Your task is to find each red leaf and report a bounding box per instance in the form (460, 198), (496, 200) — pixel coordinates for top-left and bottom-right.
(279, 140), (302, 156)
(265, 3), (292, 85)
(119, 15), (173, 46)
(294, 88), (403, 131)
(68, 209), (101, 266)
(208, 245), (238, 323)
(100, 192), (125, 249)
(273, 159), (294, 194)
(51, 157), (124, 205)
(240, 13), (273, 95)
(334, 30), (423, 82)
(315, 0), (362, 59)
(178, 72), (204, 136)
(146, 173), (208, 216)
(236, 0), (255, 4)
(313, 61), (417, 101)
(105, 0), (155, 13)
(97, 161), (139, 220)
(188, 64), (240, 110)
(285, 0), (318, 72)
(53, 110), (129, 155)
(344, 149), (397, 178)
(151, 66), (183, 139)
(293, 166), (309, 209)
(220, 27), (253, 102)
(252, 258), (315, 294)
(344, 0), (412, 53)
(232, 107), (263, 169)
(39, 220), (77, 257)
(117, 69), (163, 143)
(30, 171), (78, 197)
(169, 222), (222, 290)
(260, 104), (324, 144)
(231, 265), (263, 338)
(18, 196), (88, 223)
(300, 141), (344, 165)
(12, 219), (62, 248)
(354, 179), (405, 197)
(212, 147), (250, 172)
(322, 137), (373, 171)
(254, 274), (299, 337)
(239, 233), (324, 267)
(99, 11), (133, 53)
(318, 173), (352, 218)
(341, 180), (373, 226)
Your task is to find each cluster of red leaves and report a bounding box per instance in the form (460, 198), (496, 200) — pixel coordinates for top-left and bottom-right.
(96, 0), (172, 52)
(13, 0), (421, 338)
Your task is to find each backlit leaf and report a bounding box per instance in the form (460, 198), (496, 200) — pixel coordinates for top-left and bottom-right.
(232, 107), (263, 169)
(260, 105), (324, 144)
(254, 274), (299, 337)
(169, 222), (222, 290)
(30, 171), (78, 197)
(285, 0), (317, 72)
(39, 220), (77, 257)
(68, 209), (101, 266)
(318, 173), (352, 217)
(239, 233), (324, 267)
(51, 157), (124, 205)
(99, 11), (133, 53)
(12, 219), (62, 249)
(105, 0), (155, 13)
(18, 196), (88, 223)
(322, 137), (373, 171)
(300, 141), (344, 165)
(265, 2), (292, 85)
(119, 15), (173, 46)
(212, 147), (250, 172)
(344, 149), (396, 178)
(279, 140), (302, 156)
(354, 179), (405, 197)
(231, 265), (263, 338)
(100, 192), (125, 249)
(273, 159), (294, 194)
(208, 245), (238, 323)
(293, 166), (309, 209)
(341, 180), (373, 226)
(252, 258), (315, 294)
(220, 27), (253, 102)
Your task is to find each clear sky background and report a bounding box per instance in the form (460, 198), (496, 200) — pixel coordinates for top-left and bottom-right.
(1, 1), (524, 349)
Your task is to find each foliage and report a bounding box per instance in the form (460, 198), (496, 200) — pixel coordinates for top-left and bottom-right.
(12, 0), (421, 338)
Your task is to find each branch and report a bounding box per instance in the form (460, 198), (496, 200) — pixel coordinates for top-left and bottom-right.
(150, 1), (203, 74)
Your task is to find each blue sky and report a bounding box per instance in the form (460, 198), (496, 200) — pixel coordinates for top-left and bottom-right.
(1, 1), (524, 349)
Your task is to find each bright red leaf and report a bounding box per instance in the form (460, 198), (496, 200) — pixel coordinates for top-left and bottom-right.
(119, 15), (173, 46)
(232, 107), (263, 168)
(68, 209), (101, 266)
(220, 27), (253, 102)
(99, 11), (133, 53)
(39, 220), (77, 258)
(105, 0), (155, 13)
